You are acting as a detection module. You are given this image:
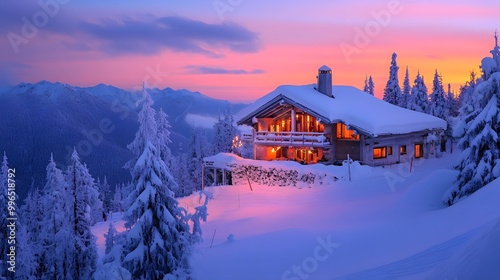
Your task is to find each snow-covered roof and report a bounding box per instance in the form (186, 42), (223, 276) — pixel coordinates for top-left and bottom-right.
(237, 85), (447, 136)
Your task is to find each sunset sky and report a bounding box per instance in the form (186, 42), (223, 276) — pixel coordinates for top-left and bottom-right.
(0, 0), (498, 101)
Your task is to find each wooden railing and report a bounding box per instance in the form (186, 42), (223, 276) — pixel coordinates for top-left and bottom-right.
(254, 131), (330, 147)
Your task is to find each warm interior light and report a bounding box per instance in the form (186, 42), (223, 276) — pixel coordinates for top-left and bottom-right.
(271, 148), (275, 152)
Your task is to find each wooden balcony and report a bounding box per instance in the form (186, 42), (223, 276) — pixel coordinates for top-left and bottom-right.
(254, 131), (330, 147)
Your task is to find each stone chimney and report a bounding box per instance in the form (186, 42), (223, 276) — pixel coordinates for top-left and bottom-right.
(317, 65), (333, 98)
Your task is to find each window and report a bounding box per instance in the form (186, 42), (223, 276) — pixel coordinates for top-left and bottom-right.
(373, 147), (387, 159)
(400, 145), (407, 155)
(415, 143), (423, 158)
(336, 123), (360, 140)
(388, 146), (393, 156)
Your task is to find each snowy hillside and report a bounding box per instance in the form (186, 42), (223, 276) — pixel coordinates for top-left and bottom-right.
(128, 153), (499, 279)
(0, 81), (246, 198)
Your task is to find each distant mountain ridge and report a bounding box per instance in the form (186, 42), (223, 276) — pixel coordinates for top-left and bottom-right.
(0, 81), (248, 200)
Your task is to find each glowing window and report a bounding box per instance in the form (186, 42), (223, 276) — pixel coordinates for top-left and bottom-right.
(373, 147), (387, 159)
(336, 124), (360, 140)
(400, 145), (407, 155)
(415, 143), (423, 158)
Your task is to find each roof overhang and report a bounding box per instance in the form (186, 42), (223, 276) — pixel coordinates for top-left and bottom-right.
(237, 94), (331, 126)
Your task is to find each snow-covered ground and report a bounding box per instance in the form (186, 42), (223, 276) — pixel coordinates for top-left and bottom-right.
(92, 153), (500, 279)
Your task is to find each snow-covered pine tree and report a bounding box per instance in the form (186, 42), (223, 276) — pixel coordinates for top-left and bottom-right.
(100, 176), (112, 214)
(383, 52), (403, 106)
(125, 83), (158, 171)
(112, 183), (126, 212)
(408, 72), (429, 113)
(429, 70), (448, 120)
(212, 109), (238, 155)
(447, 35), (500, 205)
(66, 149), (98, 279)
(368, 75), (375, 96)
(39, 154), (74, 280)
(157, 108), (173, 170)
(122, 86), (193, 279)
(363, 75), (369, 93)
(20, 187), (45, 278)
(189, 191), (212, 243)
(446, 84), (459, 117)
(123, 141), (192, 279)
(67, 150), (102, 225)
(401, 67), (412, 108)
(14, 221), (35, 280)
(172, 144), (193, 197)
(189, 128), (209, 193)
(94, 223), (130, 280)
(458, 71), (478, 112)
(105, 222), (117, 255)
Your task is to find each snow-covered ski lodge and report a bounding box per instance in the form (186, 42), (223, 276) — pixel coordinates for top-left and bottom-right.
(236, 65), (447, 166)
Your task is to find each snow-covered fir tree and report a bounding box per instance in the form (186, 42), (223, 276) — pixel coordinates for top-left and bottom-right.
(123, 141), (192, 279)
(39, 154), (74, 279)
(14, 221), (35, 280)
(383, 52), (403, 106)
(94, 223), (130, 280)
(112, 182), (133, 213)
(401, 67), (412, 108)
(408, 72), (429, 113)
(20, 188), (45, 278)
(363, 75), (368, 92)
(447, 35), (500, 205)
(458, 71), (478, 112)
(429, 70), (448, 120)
(188, 191), (212, 243)
(125, 83), (158, 171)
(172, 144), (193, 197)
(232, 132), (254, 159)
(189, 128), (209, 193)
(122, 87), (193, 279)
(157, 107), (173, 169)
(368, 76), (375, 96)
(66, 149), (99, 279)
(105, 223), (117, 255)
(99, 176), (112, 215)
(67, 150), (102, 225)
(212, 109), (238, 155)
(446, 84), (459, 118)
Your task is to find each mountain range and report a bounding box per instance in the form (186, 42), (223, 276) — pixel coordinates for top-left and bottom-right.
(0, 81), (248, 200)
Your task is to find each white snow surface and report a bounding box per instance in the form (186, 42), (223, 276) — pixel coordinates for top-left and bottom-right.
(237, 84), (447, 136)
(92, 153), (500, 279)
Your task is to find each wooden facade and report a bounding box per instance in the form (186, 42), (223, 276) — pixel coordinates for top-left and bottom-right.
(241, 105), (443, 166)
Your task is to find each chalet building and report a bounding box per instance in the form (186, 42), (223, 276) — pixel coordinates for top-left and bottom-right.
(236, 66), (447, 166)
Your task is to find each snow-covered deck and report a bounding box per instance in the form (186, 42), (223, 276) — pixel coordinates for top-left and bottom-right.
(254, 131), (330, 147)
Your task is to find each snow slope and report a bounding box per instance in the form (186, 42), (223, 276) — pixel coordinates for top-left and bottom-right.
(92, 153), (500, 279)
(186, 153), (499, 279)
